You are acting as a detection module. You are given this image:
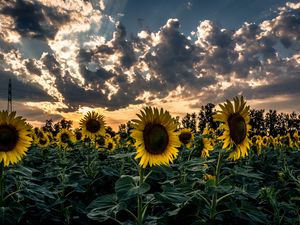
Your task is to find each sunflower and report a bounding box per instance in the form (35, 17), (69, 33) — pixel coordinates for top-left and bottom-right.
(192, 128), (214, 158)
(279, 134), (293, 148)
(213, 96), (251, 160)
(105, 137), (116, 152)
(262, 136), (269, 147)
(203, 173), (216, 182)
(274, 135), (281, 148)
(178, 128), (194, 148)
(0, 111), (32, 167)
(95, 135), (106, 150)
(292, 131), (299, 148)
(131, 107), (181, 168)
(80, 111), (106, 141)
(56, 129), (76, 148)
(74, 129), (84, 142)
(198, 137), (214, 158)
(203, 126), (216, 146)
(200, 128), (214, 157)
(251, 135), (262, 155)
(37, 131), (50, 148)
(112, 134), (121, 147)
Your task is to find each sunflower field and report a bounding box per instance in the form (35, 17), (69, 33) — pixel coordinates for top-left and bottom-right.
(0, 96), (300, 225)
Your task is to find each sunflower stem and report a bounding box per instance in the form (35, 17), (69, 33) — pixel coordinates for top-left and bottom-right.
(137, 166), (145, 225)
(209, 150), (223, 222)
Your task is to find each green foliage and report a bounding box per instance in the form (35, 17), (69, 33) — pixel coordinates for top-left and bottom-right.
(0, 141), (300, 224)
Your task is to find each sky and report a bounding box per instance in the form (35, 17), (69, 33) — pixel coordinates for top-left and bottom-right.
(0, 0), (300, 130)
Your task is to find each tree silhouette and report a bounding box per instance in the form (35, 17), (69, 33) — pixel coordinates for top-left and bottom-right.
(198, 103), (218, 133)
(182, 113), (197, 132)
(249, 109), (265, 136)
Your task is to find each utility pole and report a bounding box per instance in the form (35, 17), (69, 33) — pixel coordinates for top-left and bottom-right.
(7, 79), (12, 113)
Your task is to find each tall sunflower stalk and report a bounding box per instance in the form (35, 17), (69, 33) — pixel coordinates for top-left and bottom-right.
(131, 107), (181, 224)
(206, 96), (252, 221)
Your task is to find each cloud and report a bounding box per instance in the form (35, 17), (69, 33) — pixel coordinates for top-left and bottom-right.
(0, 0), (300, 123)
(0, 70), (54, 102)
(261, 2), (300, 48)
(1, 0), (70, 40)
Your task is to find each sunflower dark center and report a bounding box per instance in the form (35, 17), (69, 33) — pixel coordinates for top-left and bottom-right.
(39, 138), (47, 145)
(143, 124), (169, 154)
(228, 113), (247, 145)
(38, 132), (44, 139)
(0, 125), (19, 152)
(179, 132), (192, 144)
(61, 133), (70, 143)
(86, 119), (101, 133)
(108, 142), (113, 149)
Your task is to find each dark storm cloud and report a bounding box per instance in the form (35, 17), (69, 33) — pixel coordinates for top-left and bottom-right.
(77, 48), (114, 84)
(1, 0), (70, 40)
(139, 18), (216, 98)
(0, 71), (54, 102)
(53, 71), (143, 112)
(196, 20), (238, 76)
(95, 22), (137, 68)
(41, 53), (61, 76)
(69, 2), (300, 111)
(1, 0), (300, 114)
(25, 59), (42, 76)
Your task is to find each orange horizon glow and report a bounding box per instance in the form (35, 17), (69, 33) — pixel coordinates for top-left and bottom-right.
(25, 94), (300, 132)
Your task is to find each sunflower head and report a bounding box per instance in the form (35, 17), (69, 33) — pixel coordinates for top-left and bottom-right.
(213, 96), (251, 160)
(74, 129), (84, 142)
(37, 135), (50, 148)
(0, 111), (33, 166)
(193, 134), (214, 158)
(95, 135), (106, 150)
(131, 107), (180, 168)
(105, 138), (116, 152)
(80, 111), (106, 140)
(56, 129), (76, 148)
(178, 128), (194, 148)
(292, 131), (299, 142)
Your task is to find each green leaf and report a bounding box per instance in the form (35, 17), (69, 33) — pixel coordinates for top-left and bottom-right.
(87, 194), (125, 222)
(110, 152), (135, 159)
(155, 186), (190, 204)
(115, 175), (150, 201)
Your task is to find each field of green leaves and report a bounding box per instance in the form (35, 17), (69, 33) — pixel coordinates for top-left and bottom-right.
(0, 97), (300, 225)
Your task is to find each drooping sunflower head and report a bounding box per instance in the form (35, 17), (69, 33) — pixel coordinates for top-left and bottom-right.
(178, 128), (194, 148)
(56, 129), (76, 148)
(0, 111), (33, 167)
(80, 111), (106, 140)
(131, 107), (181, 168)
(193, 134), (214, 158)
(213, 96), (251, 160)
